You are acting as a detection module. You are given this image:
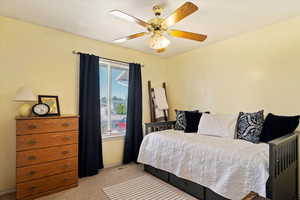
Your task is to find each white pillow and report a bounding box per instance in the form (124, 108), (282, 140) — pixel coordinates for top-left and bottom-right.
(197, 113), (238, 139)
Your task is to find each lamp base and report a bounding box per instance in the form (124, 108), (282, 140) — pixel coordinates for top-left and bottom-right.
(19, 103), (32, 117)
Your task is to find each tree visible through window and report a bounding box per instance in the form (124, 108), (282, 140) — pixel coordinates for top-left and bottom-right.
(100, 61), (129, 137)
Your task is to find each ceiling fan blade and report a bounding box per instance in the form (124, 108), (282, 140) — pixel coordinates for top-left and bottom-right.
(169, 29), (207, 42)
(156, 48), (166, 53)
(110, 10), (149, 28)
(113, 32), (148, 43)
(162, 2), (198, 27)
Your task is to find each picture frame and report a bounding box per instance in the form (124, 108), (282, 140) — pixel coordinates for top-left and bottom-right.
(38, 95), (61, 116)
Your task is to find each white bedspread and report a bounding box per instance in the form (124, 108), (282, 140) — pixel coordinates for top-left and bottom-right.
(137, 130), (269, 200)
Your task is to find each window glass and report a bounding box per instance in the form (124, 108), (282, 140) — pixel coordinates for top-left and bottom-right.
(100, 64), (109, 135)
(99, 61), (129, 136)
(111, 66), (128, 133)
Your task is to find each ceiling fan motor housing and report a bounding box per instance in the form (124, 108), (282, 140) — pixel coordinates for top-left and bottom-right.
(148, 18), (167, 33)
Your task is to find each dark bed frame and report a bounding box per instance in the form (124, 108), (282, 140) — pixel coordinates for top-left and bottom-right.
(143, 121), (299, 200)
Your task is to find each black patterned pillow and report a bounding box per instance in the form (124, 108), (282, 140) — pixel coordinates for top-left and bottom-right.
(237, 110), (264, 143)
(174, 110), (198, 130)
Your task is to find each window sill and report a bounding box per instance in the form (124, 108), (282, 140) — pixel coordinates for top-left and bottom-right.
(102, 133), (125, 142)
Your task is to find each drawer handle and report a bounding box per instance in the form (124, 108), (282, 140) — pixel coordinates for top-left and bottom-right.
(62, 123), (70, 127)
(28, 125), (37, 130)
(62, 136), (72, 141)
(29, 186), (37, 191)
(28, 171), (36, 176)
(62, 151), (69, 155)
(28, 155), (36, 161)
(62, 164), (70, 169)
(63, 178), (68, 182)
(27, 139), (37, 145)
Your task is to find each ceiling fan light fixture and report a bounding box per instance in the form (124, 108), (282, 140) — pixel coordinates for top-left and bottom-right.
(149, 34), (170, 49)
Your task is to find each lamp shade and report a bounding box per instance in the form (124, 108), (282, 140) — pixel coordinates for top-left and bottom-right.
(149, 34), (170, 49)
(15, 87), (36, 102)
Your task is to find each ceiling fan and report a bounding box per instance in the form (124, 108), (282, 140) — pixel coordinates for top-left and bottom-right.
(110, 2), (207, 53)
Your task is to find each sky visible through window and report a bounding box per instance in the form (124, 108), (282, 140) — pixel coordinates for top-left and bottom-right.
(100, 66), (128, 99)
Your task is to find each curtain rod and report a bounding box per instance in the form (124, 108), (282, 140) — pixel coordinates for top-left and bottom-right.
(72, 50), (144, 67)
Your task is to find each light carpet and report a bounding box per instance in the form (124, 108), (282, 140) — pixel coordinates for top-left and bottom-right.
(103, 175), (197, 200)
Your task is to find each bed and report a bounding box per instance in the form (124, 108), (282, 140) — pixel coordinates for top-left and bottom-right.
(137, 121), (299, 200)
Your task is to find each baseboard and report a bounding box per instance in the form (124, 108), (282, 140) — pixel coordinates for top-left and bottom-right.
(104, 162), (123, 168)
(0, 188), (15, 196)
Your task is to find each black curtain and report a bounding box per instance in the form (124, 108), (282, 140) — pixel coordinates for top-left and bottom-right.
(79, 53), (103, 177)
(123, 63), (143, 164)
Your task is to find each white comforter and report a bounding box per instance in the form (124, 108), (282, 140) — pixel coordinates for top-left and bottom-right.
(137, 130), (269, 200)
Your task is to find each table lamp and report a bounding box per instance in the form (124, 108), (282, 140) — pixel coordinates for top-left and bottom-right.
(15, 87), (36, 117)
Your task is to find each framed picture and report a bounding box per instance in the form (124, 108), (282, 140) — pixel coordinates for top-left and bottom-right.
(38, 95), (60, 116)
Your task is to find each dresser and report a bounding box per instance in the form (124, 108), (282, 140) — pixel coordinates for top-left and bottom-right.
(16, 115), (79, 200)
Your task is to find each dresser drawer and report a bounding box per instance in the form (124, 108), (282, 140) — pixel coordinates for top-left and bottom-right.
(17, 144), (77, 167)
(17, 132), (78, 151)
(16, 117), (78, 135)
(17, 157), (77, 183)
(16, 170), (77, 199)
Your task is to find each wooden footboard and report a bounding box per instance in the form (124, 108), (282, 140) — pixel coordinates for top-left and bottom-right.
(144, 121), (299, 200)
(268, 131), (299, 200)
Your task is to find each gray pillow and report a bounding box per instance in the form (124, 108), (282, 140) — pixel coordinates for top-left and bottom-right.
(237, 110), (264, 143)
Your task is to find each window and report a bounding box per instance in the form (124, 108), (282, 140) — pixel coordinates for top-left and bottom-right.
(100, 60), (129, 137)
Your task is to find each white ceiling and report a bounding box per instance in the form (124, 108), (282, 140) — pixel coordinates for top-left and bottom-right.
(1, 0), (300, 57)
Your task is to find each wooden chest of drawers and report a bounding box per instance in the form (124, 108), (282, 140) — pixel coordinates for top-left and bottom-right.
(16, 115), (79, 200)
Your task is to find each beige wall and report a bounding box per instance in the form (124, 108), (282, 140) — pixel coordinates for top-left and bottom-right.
(0, 16), (168, 192)
(165, 16), (300, 120)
